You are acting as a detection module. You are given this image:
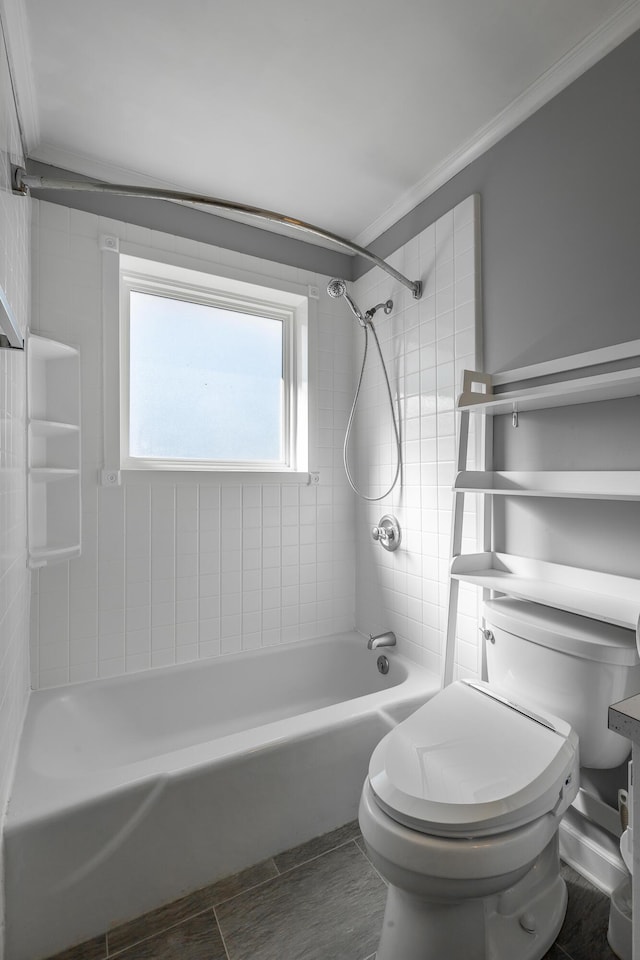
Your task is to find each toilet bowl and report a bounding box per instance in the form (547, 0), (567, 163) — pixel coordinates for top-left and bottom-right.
(359, 679), (579, 960)
(360, 599), (640, 960)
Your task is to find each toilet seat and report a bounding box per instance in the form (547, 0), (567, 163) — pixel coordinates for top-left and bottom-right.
(368, 679), (579, 838)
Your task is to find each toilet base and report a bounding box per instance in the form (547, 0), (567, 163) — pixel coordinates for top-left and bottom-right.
(375, 836), (568, 960)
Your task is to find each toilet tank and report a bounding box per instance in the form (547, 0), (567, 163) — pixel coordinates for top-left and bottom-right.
(483, 598), (640, 769)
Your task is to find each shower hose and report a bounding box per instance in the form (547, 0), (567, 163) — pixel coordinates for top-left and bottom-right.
(343, 318), (402, 501)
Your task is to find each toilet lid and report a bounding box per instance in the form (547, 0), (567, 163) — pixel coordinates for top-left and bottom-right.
(368, 679), (578, 838)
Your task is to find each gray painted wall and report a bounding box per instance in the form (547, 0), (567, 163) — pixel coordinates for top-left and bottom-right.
(493, 399), (640, 576)
(358, 27), (640, 374)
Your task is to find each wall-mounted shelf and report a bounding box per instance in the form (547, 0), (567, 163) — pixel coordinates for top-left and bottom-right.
(29, 468), (80, 482)
(454, 471), (640, 500)
(458, 366), (640, 414)
(443, 340), (640, 687)
(27, 335), (81, 568)
(451, 553), (640, 638)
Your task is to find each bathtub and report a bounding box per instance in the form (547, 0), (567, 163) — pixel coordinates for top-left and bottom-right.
(4, 630), (438, 960)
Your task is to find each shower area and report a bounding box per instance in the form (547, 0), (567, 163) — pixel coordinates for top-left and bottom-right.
(28, 192), (481, 689)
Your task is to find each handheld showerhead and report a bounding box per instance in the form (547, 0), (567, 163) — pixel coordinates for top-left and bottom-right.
(326, 278), (365, 324)
(327, 278), (347, 300)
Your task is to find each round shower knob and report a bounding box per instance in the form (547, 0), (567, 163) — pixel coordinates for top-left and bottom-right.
(371, 515), (401, 551)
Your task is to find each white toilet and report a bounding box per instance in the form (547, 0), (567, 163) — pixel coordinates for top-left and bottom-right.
(359, 597), (640, 960)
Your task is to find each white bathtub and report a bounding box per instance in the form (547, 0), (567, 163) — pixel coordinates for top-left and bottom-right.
(4, 631), (438, 960)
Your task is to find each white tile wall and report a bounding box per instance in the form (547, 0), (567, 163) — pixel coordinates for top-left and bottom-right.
(30, 193), (481, 687)
(31, 202), (356, 687)
(0, 41), (30, 775)
(353, 196), (482, 679)
(0, 21), (32, 957)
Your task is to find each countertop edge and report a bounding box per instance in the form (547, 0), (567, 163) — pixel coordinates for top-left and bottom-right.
(609, 694), (640, 742)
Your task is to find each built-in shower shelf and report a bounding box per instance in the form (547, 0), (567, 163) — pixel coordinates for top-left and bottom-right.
(450, 553), (640, 636)
(28, 544), (81, 567)
(27, 335), (81, 568)
(29, 419), (79, 437)
(29, 467), (79, 482)
(457, 366), (640, 414)
(454, 471), (640, 500)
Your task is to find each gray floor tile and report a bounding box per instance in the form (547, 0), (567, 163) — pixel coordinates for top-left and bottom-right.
(541, 944), (572, 960)
(111, 910), (227, 959)
(108, 859), (277, 953)
(273, 820), (361, 873)
(216, 840), (386, 960)
(555, 864), (617, 960)
(207, 857), (280, 906)
(46, 936), (107, 960)
(43, 829), (622, 960)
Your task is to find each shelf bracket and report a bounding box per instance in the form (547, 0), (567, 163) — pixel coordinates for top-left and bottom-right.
(458, 370), (494, 407)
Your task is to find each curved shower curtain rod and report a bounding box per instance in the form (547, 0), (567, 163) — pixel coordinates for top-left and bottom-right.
(11, 166), (422, 300)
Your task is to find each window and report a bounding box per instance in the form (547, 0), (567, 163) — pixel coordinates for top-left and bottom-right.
(118, 256), (309, 472)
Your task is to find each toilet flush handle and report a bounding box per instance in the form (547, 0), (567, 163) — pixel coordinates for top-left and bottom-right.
(479, 627), (495, 644)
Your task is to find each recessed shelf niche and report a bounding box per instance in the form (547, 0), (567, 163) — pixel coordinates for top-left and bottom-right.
(27, 335), (81, 568)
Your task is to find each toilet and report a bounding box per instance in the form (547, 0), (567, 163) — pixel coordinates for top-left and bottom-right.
(359, 598), (640, 960)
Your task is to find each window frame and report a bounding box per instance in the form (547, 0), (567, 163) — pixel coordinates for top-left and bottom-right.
(104, 246), (311, 477)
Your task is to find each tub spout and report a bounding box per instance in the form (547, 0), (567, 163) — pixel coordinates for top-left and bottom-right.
(367, 631), (396, 650)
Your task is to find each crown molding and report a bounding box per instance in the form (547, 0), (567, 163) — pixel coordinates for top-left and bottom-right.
(0, 0), (39, 153)
(355, 0), (640, 249)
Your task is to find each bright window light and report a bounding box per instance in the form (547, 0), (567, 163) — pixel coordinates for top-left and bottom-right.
(118, 257), (309, 472)
(129, 292), (284, 462)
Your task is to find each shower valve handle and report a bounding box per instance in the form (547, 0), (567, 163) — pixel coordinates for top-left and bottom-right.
(372, 525), (394, 542)
(371, 515), (401, 552)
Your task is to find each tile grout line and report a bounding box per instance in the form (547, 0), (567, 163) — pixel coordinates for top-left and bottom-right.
(353, 836), (388, 887)
(104, 908), (214, 958)
(271, 834), (362, 880)
(213, 904), (233, 960)
(105, 862), (282, 956)
(557, 944), (578, 960)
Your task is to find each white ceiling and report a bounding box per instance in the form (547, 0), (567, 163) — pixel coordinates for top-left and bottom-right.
(9, 0), (640, 246)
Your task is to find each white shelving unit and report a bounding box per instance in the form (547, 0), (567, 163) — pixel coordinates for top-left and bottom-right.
(457, 367), (640, 415)
(443, 339), (640, 687)
(455, 471), (640, 500)
(27, 335), (81, 568)
(450, 554), (640, 633)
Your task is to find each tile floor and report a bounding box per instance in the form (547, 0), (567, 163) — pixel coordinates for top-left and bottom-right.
(47, 821), (619, 960)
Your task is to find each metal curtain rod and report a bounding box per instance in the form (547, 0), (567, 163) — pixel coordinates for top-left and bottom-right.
(11, 166), (422, 300)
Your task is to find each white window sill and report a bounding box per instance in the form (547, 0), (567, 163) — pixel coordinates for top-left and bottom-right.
(118, 469), (315, 485)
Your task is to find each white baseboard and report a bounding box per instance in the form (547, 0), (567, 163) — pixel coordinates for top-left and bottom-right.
(560, 806), (627, 897)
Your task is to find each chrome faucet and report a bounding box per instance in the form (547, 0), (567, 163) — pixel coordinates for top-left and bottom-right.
(367, 631), (396, 650)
